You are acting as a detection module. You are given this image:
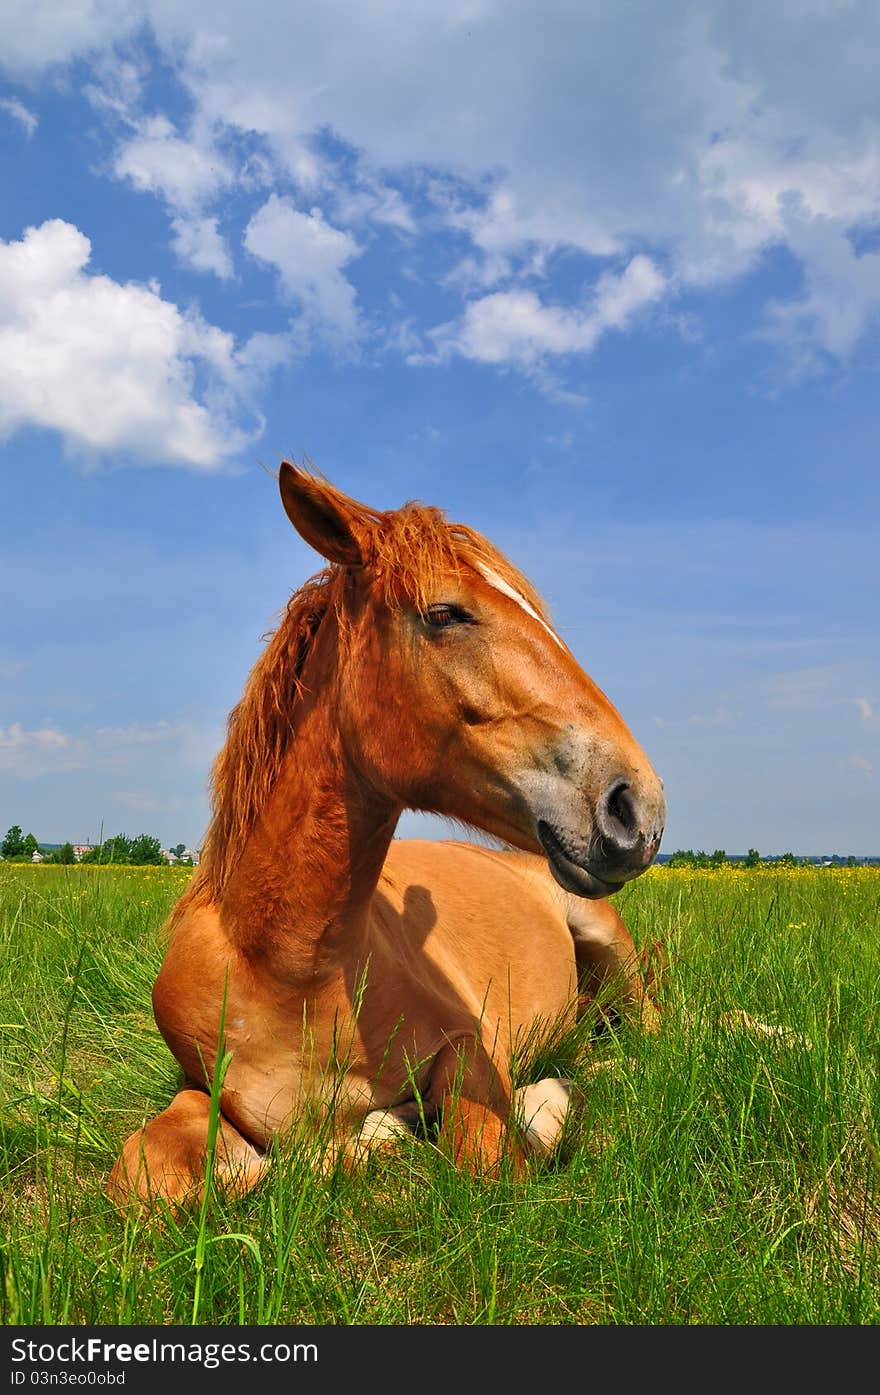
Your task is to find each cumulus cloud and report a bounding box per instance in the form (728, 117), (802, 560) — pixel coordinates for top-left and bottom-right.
(0, 0), (137, 74)
(170, 214), (233, 280)
(441, 185), (622, 284)
(429, 255), (666, 367)
(0, 219), (274, 467)
(2, 1), (880, 373)
(760, 203), (880, 368)
(111, 112), (238, 279)
(244, 194), (362, 346)
(113, 112), (232, 207)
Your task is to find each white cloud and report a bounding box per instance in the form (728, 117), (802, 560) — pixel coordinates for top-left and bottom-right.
(594, 256), (667, 329)
(441, 290), (594, 366)
(0, 712), (225, 846)
(855, 697), (875, 722)
(443, 185), (621, 278)
(0, 717), (219, 780)
(170, 214), (233, 279)
(244, 194), (362, 346)
(0, 219), (271, 468)
(113, 113), (232, 209)
(0, 723), (70, 778)
(760, 203), (880, 366)
(82, 51), (144, 116)
(0, 95), (38, 136)
(0, 0), (138, 74)
(429, 255), (666, 368)
(3, 2), (880, 374)
(330, 175), (416, 234)
(110, 112), (237, 279)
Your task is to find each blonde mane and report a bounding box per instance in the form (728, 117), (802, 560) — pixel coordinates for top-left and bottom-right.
(178, 475), (551, 914)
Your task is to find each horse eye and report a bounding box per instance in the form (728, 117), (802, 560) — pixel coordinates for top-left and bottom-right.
(425, 603), (472, 629)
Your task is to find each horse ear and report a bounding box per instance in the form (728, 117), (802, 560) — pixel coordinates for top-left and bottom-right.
(278, 461), (366, 567)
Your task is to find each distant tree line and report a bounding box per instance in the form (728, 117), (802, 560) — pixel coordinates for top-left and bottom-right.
(1, 826), (194, 866)
(1, 827), (40, 861)
(78, 833), (167, 865)
(1, 823), (866, 871)
(663, 848), (864, 867)
(665, 848), (758, 867)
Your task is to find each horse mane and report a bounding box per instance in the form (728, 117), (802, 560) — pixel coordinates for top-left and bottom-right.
(176, 473), (552, 917)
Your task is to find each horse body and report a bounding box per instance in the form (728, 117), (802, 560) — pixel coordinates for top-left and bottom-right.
(151, 843), (585, 1136)
(110, 464), (665, 1206)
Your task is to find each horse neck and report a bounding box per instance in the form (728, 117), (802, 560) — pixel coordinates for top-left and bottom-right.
(217, 638), (401, 978)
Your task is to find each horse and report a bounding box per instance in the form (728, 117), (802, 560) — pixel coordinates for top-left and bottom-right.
(109, 462), (666, 1207)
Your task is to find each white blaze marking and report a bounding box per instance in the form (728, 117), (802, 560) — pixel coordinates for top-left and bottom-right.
(476, 563), (566, 650)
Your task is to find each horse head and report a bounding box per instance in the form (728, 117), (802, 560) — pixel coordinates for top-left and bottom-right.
(279, 461), (665, 899)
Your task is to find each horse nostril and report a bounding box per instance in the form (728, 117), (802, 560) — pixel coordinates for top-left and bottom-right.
(598, 779), (640, 853)
(607, 780), (637, 833)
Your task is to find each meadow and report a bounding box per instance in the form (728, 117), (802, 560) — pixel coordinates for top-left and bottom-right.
(0, 860), (877, 1326)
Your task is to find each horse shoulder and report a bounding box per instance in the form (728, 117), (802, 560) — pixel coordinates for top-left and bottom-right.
(377, 839), (579, 1034)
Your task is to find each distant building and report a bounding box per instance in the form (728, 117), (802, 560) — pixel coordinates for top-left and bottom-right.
(31, 850), (44, 863)
(71, 844), (94, 861)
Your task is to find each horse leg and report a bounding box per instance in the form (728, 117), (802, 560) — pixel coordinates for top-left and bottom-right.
(355, 1080), (573, 1165)
(515, 1078), (571, 1157)
(108, 1088), (268, 1210)
(427, 1038), (527, 1177)
(346, 1099), (439, 1165)
(564, 894), (661, 1031)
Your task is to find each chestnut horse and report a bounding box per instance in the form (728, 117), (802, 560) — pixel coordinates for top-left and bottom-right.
(110, 463), (666, 1206)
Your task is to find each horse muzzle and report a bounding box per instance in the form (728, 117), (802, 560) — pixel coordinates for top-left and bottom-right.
(537, 820), (626, 897)
(536, 775), (666, 899)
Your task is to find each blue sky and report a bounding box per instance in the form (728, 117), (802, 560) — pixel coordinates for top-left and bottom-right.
(1, 1), (878, 855)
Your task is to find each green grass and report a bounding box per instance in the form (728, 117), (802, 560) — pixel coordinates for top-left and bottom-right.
(0, 861), (877, 1325)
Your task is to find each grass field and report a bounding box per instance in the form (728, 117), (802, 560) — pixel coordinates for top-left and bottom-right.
(0, 860), (877, 1325)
